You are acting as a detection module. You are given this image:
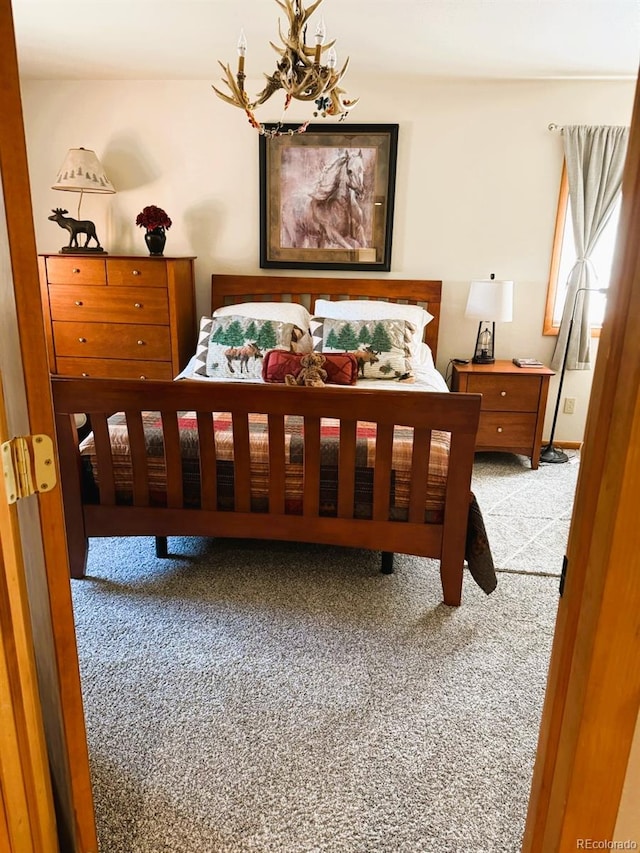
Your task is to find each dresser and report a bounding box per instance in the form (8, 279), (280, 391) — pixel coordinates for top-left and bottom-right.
(451, 360), (554, 469)
(38, 254), (196, 380)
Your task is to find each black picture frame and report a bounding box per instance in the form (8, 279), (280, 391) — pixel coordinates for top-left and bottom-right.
(259, 123), (398, 272)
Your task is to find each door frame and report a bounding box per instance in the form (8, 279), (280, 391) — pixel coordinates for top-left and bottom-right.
(523, 79), (640, 848)
(0, 1), (97, 849)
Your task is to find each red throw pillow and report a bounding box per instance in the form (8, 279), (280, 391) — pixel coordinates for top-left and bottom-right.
(262, 350), (358, 385)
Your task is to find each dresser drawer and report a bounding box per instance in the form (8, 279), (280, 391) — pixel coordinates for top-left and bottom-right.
(465, 374), (541, 412)
(49, 285), (169, 324)
(107, 258), (168, 288)
(57, 357), (174, 380)
(40, 253), (196, 380)
(477, 412), (537, 447)
(46, 256), (106, 286)
(53, 321), (172, 361)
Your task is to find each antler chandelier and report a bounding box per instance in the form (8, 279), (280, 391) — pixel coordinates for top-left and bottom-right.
(212, 0), (358, 136)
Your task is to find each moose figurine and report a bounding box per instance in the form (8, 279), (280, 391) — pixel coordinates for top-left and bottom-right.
(48, 208), (104, 253)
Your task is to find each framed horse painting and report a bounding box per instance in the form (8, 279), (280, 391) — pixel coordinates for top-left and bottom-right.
(259, 124), (398, 271)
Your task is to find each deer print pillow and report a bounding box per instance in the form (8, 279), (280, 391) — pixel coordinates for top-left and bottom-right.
(190, 315), (294, 380)
(309, 317), (414, 380)
(204, 315), (296, 380)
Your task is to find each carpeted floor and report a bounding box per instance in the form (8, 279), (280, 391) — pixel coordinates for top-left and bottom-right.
(71, 451), (579, 853)
(472, 450), (580, 577)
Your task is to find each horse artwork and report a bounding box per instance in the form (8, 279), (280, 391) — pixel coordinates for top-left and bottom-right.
(224, 342), (262, 374)
(280, 147), (374, 251)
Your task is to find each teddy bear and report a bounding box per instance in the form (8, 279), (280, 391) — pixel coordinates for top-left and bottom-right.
(284, 351), (328, 387)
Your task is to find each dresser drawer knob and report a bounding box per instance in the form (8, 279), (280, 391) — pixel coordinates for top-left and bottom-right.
(500, 391), (507, 397)
(140, 375), (147, 380)
(137, 340), (145, 346)
(497, 427), (503, 433)
(72, 268), (80, 274)
(132, 270), (140, 276)
(81, 372), (89, 377)
(78, 337), (87, 343)
(75, 300), (83, 306)
(134, 302), (142, 308)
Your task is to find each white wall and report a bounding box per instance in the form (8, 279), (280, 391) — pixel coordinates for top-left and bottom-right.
(21, 76), (636, 441)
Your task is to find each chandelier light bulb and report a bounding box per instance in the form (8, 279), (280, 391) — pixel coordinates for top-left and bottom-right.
(314, 17), (326, 45)
(326, 47), (337, 69)
(237, 29), (247, 57)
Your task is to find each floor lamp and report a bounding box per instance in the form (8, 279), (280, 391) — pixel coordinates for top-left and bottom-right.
(540, 286), (607, 464)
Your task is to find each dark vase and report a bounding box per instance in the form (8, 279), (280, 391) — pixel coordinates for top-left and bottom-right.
(144, 227), (166, 256)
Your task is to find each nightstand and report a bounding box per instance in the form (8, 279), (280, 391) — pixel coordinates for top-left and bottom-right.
(451, 360), (555, 469)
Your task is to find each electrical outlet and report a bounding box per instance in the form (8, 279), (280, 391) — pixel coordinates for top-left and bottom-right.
(563, 397), (576, 414)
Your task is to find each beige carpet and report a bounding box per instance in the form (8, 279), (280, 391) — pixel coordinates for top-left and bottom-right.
(70, 522), (576, 850)
(471, 450), (580, 576)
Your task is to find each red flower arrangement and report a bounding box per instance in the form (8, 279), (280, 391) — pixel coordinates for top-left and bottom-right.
(135, 205), (172, 232)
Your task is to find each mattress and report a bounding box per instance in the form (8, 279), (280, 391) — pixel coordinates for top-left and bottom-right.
(175, 356), (450, 394)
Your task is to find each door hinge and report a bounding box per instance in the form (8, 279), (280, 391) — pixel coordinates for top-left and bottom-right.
(559, 554), (568, 596)
(1, 434), (56, 504)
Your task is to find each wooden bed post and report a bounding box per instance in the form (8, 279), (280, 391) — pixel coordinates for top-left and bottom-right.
(438, 432), (479, 607)
(54, 412), (89, 578)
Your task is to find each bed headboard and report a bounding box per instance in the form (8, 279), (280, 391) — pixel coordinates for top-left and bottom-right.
(211, 275), (442, 359)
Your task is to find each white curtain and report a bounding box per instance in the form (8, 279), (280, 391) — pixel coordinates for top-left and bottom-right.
(551, 125), (629, 371)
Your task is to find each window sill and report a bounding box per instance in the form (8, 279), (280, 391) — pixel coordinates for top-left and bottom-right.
(543, 324), (602, 338)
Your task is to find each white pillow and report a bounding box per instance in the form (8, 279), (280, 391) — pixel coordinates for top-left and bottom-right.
(313, 299), (433, 363)
(418, 342), (435, 369)
(213, 301), (312, 352)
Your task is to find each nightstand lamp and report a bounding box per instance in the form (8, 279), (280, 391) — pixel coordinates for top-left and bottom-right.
(465, 274), (514, 364)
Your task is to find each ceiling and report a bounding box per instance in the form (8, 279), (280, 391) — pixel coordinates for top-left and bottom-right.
(11, 0), (640, 82)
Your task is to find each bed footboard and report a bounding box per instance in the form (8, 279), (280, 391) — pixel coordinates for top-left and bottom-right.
(52, 378), (481, 605)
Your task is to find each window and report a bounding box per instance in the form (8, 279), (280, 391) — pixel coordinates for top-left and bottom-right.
(543, 163), (621, 335)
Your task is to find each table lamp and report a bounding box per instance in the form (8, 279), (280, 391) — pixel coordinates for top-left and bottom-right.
(465, 274), (514, 364)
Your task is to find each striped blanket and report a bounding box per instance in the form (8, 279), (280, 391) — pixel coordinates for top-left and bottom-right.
(80, 411), (496, 592)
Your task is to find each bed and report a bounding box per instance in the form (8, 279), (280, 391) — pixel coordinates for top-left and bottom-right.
(51, 275), (495, 606)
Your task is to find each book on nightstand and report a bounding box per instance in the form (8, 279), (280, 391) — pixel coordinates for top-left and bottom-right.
(512, 357), (544, 368)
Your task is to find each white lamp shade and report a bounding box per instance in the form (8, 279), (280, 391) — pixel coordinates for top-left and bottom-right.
(465, 279), (513, 322)
(52, 147), (115, 194)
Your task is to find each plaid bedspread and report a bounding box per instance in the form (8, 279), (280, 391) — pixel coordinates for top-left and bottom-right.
(80, 411), (496, 593)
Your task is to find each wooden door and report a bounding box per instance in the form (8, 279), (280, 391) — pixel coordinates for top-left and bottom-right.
(523, 79), (640, 848)
(0, 377), (59, 851)
(0, 2), (97, 850)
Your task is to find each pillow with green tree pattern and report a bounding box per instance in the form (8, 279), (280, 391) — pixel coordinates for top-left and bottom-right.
(204, 314), (294, 379)
(309, 317), (414, 380)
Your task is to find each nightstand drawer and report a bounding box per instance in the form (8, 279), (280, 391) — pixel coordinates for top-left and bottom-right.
(53, 321), (172, 361)
(465, 374), (541, 412)
(49, 285), (169, 324)
(477, 412), (537, 447)
(57, 357), (174, 380)
(107, 258), (168, 287)
(46, 256), (106, 286)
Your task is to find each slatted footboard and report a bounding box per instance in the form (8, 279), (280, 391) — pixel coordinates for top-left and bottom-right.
(52, 377), (481, 605)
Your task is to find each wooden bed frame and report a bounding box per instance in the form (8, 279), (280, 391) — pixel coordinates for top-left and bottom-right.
(51, 276), (482, 606)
